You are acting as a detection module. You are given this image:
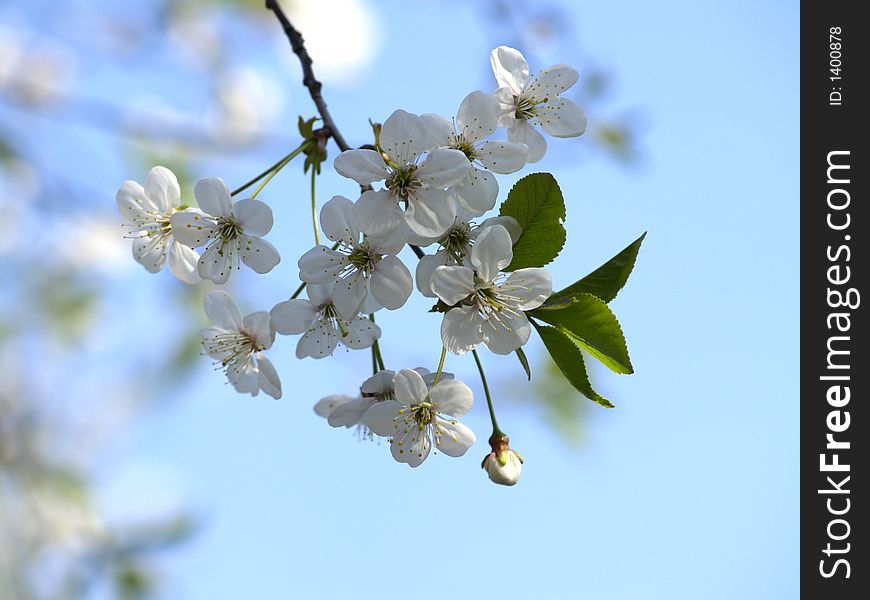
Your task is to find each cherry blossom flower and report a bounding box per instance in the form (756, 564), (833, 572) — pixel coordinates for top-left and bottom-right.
(430, 224), (552, 355)
(423, 91), (528, 215)
(270, 283), (381, 359)
(333, 109), (471, 238)
(363, 368), (475, 467)
(170, 177), (280, 284)
(297, 195), (412, 318)
(482, 448), (523, 486)
(490, 46), (587, 162)
(116, 166), (201, 284)
(200, 290), (281, 399)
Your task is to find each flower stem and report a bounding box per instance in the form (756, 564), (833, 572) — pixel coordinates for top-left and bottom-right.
(232, 146), (304, 197)
(433, 346), (447, 385)
(310, 167), (320, 245)
(369, 314), (386, 372)
(472, 349), (503, 437)
(250, 145), (305, 199)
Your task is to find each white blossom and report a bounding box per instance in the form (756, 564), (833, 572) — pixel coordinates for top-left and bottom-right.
(483, 448), (523, 486)
(333, 109), (471, 238)
(430, 224), (552, 355)
(491, 46), (587, 162)
(170, 177), (280, 284)
(297, 195), (412, 318)
(363, 368), (475, 467)
(270, 283), (381, 359)
(116, 166), (201, 284)
(423, 91), (528, 215)
(200, 291), (281, 399)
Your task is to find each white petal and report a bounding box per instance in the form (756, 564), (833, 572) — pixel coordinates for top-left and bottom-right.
(363, 400), (403, 437)
(327, 397), (377, 428)
(351, 189), (404, 238)
(393, 368), (428, 406)
(361, 370), (395, 396)
(319, 195), (360, 244)
(333, 149), (388, 184)
(314, 394), (357, 418)
(233, 198), (274, 237)
(527, 64), (580, 99)
(392, 427), (431, 467)
(204, 290), (242, 331)
(145, 166), (181, 212)
(332, 272), (368, 320)
(368, 224), (410, 256)
(194, 177), (232, 217)
(482, 311), (531, 355)
(493, 87), (518, 128)
(404, 188), (456, 238)
(477, 216), (522, 244)
(430, 265), (475, 305)
(270, 299), (317, 335)
(298, 245), (346, 284)
(490, 46), (529, 95)
(169, 209), (215, 248)
(339, 315), (381, 349)
(295, 319), (339, 359)
(370, 256), (412, 310)
(421, 113), (454, 145)
(453, 168), (498, 215)
(132, 235), (169, 273)
(306, 283), (335, 307)
(441, 306), (485, 355)
(360, 292), (383, 314)
(198, 241), (234, 284)
(168, 240), (201, 284)
(500, 268), (553, 310)
(471, 224), (513, 281)
(229, 359), (260, 395)
(476, 140), (528, 174)
(200, 326), (235, 361)
(429, 379), (474, 417)
(434, 418), (476, 457)
(379, 109), (434, 164)
(508, 120), (547, 163)
(416, 148), (471, 189)
(457, 91), (499, 142)
(256, 356), (282, 399)
(415, 251), (450, 298)
(116, 181), (154, 222)
(240, 235), (280, 274)
(538, 97), (587, 138)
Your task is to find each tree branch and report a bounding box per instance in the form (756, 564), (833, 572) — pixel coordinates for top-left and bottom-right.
(265, 0), (351, 153)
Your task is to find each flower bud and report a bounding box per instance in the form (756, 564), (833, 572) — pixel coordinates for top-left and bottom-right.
(482, 434), (523, 486)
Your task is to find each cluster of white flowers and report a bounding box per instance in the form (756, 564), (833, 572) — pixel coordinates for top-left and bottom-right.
(119, 46), (586, 483)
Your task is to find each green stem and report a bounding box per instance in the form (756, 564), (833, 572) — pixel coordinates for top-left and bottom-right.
(250, 145), (305, 199)
(310, 166), (321, 245)
(472, 349), (503, 437)
(433, 346), (447, 385)
(369, 314), (380, 375)
(231, 147), (303, 196)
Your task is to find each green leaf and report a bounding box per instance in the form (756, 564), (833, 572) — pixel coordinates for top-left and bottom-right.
(515, 347), (531, 380)
(531, 293), (633, 374)
(534, 323), (614, 408)
(547, 232), (646, 305)
(498, 172), (566, 270)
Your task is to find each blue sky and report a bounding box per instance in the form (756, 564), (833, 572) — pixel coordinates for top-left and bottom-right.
(86, 0), (799, 598)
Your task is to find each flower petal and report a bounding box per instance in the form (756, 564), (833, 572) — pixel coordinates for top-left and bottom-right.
(319, 195), (359, 244)
(351, 189), (404, 238)
(415, 250), (450, 298)
(229, 359), (260, 395)
(416, 148), (471, 189)
(132, 235), (169, 273)
(256, 356), (282, 399)
(270, 299), (317, 335)
(361, 370), (395, 395)
(538, 97), (587, 138)
(332, 272), (368, 320)
(421, 113), (454, 145)
(116, 181), (154, 222)
(333, 149), (389, 184)
(457, 91), (499, 142)
(393, 368), (428, 406)
(306, 283), (334, 307)
(430, 265), (475, 305)
(298, 245), (346, 284)
(493, 87), (518, 128)
(314, 394), (357, 418)
(477, 215), (522, 244)
(508, 120), (547, 163)
(490, 46), (529, 95)
(471, 224), (512, 281)
(500, 268), (553, 310)
(392, 427), (431, 467)
(441, 306), (485, 355)
(404, 188), (456, 238)
(362, 400), (403, 436)
(476, 140), (528, 174)
(204, 290), (242, 331)
(145, 166), (181, 212)
(170, 209), (215, 248)
(379, 109), (434, 164)
(240, 235), (280, 274)
(429, 379), (474, 417)
(453, 168), (498, 215)
(434, 418), (476, 457)
(340, 315), (381, 349)
(194, 177), (232, 217)
(198, 240), (234, 284)
(327, 397), (377, 428)
(295, 319), (339, 359)
(370, 255), (412, 310)
(233, 198), (274, 237)
(168, 240), (201, 284)
(482, 311), (531, 355)
(527, 64), (580, 99)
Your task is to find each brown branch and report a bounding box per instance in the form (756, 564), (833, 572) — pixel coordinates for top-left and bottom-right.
(265, 0), (351, 153)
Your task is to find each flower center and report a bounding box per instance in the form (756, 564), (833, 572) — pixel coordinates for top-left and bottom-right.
(216, 215), (242, 243)
(514, 94), (547, 120)
(204, 330), (262, 377)
(409, 401), (435, 428)
(347, 245), (377, 273)
(450, 135), (477, 162)
(386, 165), (420, 200)
(440, 222), (472, 256)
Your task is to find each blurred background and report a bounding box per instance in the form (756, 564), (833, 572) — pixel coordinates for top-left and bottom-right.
(0, 0), (798, 598)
